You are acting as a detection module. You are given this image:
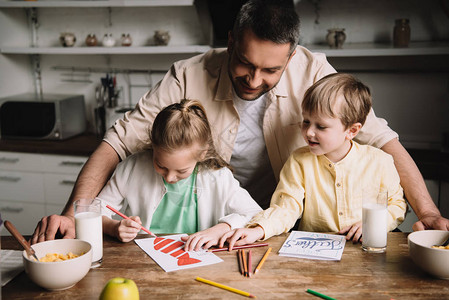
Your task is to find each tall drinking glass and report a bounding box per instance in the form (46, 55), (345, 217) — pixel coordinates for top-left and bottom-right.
(362, 191), (388, 253)
(74, 198), (103, 268)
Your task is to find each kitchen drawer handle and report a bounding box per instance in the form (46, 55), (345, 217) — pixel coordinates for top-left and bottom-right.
(60, 161), (84, 167)
(60, 180), (76, 185)
(0, 175), (21, 182)
(0, 157), (20, 164)
(0, 206), (24, 213)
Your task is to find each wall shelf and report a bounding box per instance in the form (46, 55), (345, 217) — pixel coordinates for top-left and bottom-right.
(3, 42), (448, 57)
(306, 41), (449, 57)
(0, 45), (212, 55)
(0, 0), (194, 8)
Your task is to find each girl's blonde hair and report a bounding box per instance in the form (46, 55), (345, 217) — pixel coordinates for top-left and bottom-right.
(150, 99), (230, 171)
(302, 73), (372, 128)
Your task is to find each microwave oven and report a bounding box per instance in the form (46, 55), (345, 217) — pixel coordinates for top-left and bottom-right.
(0, 93), (87, 140)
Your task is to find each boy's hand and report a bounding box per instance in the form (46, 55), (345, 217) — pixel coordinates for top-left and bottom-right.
(181, 223), (231, 252)
(338, 221), (362, 243)
(218, 226), (265, 251)
(116, 216), (142, 243)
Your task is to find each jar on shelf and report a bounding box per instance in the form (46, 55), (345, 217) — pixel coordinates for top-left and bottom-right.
(153, 30), (170, 46)
(85, 34), (98, 47)
(326, 28), (346, 49)
(102, 34), (116, 47)
(393, 19), (410, 48)
(60, 32), (76, 47)
(120, 34), (132, 47)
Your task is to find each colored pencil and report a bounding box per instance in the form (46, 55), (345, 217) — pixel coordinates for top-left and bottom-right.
(209, 243), (269, 252)
(242, 249), (248, 277)
(306, 289), (337, 300)
(196, 277), (256, 298)
(248, 250), (252, 277)
(106, 204), (156, 237)
(254, 247), (272, 274)
(237, 249), (244, 276)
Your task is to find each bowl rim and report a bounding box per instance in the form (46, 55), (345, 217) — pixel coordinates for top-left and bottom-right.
(23, 239), (92, 264)
(408, 230), (449, 251)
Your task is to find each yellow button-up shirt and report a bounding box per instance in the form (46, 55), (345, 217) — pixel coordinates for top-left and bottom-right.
(104, 47), (398, 181)
(249, 142), (407, 239)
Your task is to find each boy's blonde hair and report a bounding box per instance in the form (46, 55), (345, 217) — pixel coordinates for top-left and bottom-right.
(150, 99), (230, 171)
(302, 73), (372, 128)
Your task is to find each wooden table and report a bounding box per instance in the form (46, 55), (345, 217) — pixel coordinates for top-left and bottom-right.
(2, 233), (448, 299)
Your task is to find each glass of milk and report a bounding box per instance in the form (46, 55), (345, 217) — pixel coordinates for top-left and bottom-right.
(74, 198), (103, 268)
(362, 191), (388, 253)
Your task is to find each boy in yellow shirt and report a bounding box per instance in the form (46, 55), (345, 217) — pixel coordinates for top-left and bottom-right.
(220, 73), (407, 247)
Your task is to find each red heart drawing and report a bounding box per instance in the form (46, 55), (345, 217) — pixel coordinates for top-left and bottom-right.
(177, 252), (201, 266)
(153, 237), (202, 266)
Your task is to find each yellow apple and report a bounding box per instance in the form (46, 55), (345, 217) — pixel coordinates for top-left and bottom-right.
(99, 277), (139, 300)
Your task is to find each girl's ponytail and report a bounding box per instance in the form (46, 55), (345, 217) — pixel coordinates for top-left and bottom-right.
(150, 99), (230, 171)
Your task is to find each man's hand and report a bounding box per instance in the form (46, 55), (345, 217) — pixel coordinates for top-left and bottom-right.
(413, 214), (449, 231)
(30, 215), (75, 245)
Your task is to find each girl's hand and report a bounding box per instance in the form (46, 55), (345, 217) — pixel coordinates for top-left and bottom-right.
(218, 226), (265, 251)
(338, 221), (362, 243)
(181, 223), (231, 252)
(115, 216), (142, 243)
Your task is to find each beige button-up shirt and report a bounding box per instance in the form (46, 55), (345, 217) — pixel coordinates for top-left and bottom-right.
(104, 47), (398, 180)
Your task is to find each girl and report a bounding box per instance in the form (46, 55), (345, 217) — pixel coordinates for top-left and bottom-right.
(99, 99), (261, 251)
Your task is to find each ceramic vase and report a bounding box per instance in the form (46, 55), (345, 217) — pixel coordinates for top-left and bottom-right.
(326, 28), (346, 49)
(102, 34), (116, 47)
(85, 34), (98, 47)
(153, 30), (170, 46)
(120, 34), (132, 47)
(60, 32), (76, 47)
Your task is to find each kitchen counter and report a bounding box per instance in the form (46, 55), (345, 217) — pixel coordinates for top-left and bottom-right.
(0, 133), (102, 157)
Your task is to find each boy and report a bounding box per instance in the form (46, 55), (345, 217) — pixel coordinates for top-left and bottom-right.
(219, 73), (407, 246)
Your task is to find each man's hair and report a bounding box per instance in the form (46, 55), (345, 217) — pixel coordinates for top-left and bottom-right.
(150, 99), (230, 171)
(302, 73), (372, 128)
(232, 0), (300, 54)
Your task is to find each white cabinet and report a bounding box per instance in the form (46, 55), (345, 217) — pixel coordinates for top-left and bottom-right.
(0, 200), (46, 236)
(0, 151), (87, 235)
(0, 170), (44, 203)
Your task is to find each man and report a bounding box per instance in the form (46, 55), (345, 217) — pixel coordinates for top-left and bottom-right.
(31, 0), (448, 244)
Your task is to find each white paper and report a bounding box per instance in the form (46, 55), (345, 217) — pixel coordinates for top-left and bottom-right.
(1, 250), (24, 287)
(278, 231), (346, 261)
(134, 234), (223, 272)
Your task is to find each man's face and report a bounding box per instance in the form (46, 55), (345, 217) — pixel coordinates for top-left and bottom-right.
(227, 29), (294, 101)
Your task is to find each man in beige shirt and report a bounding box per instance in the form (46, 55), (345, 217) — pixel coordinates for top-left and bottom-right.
(31, 0), (448, 244)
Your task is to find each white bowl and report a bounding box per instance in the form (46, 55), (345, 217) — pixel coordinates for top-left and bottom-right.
(408, 230), (449, 280)
(23, 239), (92, 290)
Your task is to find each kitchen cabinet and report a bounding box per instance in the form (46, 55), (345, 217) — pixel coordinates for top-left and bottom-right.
(0, 151), (87, 235)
